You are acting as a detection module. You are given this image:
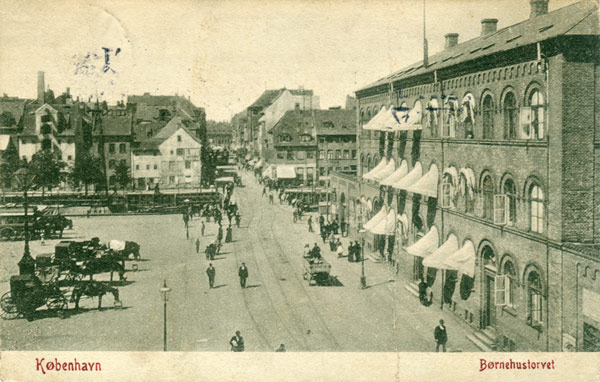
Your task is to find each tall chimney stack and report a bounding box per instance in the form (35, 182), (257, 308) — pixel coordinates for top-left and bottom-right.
(530, 0), (549, 19)
(37, 71), (45, 104)
(481, 19), (498, 36)
(444, 33), (459, 49)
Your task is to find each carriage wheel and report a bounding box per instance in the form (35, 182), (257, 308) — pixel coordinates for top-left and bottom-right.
(0, 292), (20, 320)
(46, 296), (68, 318)
(0, 228), (14, 241)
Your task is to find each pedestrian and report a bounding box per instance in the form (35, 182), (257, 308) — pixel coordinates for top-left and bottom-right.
(215, 239), (222, 258)
(347, 241), (355, 262)
(418, 278), (428, 305)
(262, 187), (267, 197)
(196, 238), (201, 254)
(238, 262), (249, 288)
(206, 263), (216, 288)
(205, 244), (212, 260)
(235, 213), (241, 228)
(275, 344), (286, 352)
(269, 193), (274, 204)
(336, 239), (344, 258)
(217, 225), (223, 242)
(354, 240), (361, 262)
(293, 210), (297, 223)
(226, 225), (233, 243)
(201, 220), (205, 236)
(303, 243), (310, 258)
(230, 330), (245, 352)
(40, 232), (46, 246)
(434, 319), (448, 352)
(320, 227), (327, 243)
(424, 285), (433, 307)
(307, 216), (313, 232)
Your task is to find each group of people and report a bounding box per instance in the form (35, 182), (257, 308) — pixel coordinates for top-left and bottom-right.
(418, 278), (434, 307)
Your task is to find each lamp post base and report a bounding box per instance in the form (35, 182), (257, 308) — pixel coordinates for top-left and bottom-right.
(360, 276), (367, 289)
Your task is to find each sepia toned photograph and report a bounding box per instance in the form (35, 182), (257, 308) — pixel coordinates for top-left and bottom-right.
(0, 0), (599, 380)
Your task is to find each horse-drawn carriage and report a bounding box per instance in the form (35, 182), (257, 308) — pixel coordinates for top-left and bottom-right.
(302, 257), (332, 286)
(0, 274), (68, 321)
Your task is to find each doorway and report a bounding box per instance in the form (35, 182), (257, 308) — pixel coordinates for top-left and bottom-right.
(483, 274), (496, 328)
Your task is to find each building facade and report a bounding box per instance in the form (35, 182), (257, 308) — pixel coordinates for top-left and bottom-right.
(331, 0), (600, 352)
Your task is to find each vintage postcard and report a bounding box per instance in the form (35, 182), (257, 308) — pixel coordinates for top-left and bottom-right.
(0, 0), (599, 381)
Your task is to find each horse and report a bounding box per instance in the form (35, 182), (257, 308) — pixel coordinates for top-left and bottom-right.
(70, 281), (121, 310)
(65, 257), (126, 282)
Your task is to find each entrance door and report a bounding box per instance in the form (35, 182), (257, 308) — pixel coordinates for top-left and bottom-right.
(484, 274), (496, 328)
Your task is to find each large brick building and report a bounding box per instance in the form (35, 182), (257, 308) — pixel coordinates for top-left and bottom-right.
(330, 0), (600, 351)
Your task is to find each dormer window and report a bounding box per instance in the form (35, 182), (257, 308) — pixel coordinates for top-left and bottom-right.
(323, 121), (334, 128)
(300, 134), (313, 142)
(278, 134), (292, 143)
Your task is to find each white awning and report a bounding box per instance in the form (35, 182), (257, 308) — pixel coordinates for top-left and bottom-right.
(108, 240), (126, 251)
(405, 226), (439, 257)
(371, 159), (396, 182)
(216, 177), (235, 183)
(276, 165), (297, 179)
(0, 135), (10, 151)
(254, 159), (264, 169)
(363, 158), (388, 180)
(406, 164), (439, 198)
(443, 166), (458, 186)
(262, 165), (274, 178)
(423, 234), (459, 269)
(363, 107), (388, 130)
(366, 199), (372, 213)
(388, 102), (423, 131)
(392, 162), (422, 191)
(443, 240), (476, 278)
(363, 205), (386, 231)
(381, 159), (408, 186)
(384, 209), (397, 235)
(459, 167), (476, 197)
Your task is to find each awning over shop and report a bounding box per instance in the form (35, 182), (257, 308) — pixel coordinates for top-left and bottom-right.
(363, 205), (387, 231)
(262, 165), (274, 178)
(371, 159), (396, 182)
(423, 234), (458, 269)
(406, 164), (439, 198)
(444, 240), (476, 277)
(381, 160), (408, 186)
(405, 226), (439, 258)
(215, 177), (235, 183)
(459, 167), (476, 198)
(363, 107), (388, 130)
(384, 209), (397, 235)
(276, 165), (297, 179)
(443, 166), (458, 186)
(254, 159), (265, 169)
(217, 165), (236, 170)
(392, 162), (422, 191)
(385, 102), (423, 131)
(363, 158), (388, 180)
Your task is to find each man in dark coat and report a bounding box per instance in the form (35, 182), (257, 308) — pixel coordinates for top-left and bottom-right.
(307, 216), (313, 232)
(206, 263), (216, 288)
(217, 226), (223, 242)
(230, 330), (245, 352)
(235, 213), (241, 228)
(418, 278), (428, 305)
(238, 263), (249, 288)
(434, 319), (448, 352)
(196, 238), (201, 254)
(353, 240), (361, 262)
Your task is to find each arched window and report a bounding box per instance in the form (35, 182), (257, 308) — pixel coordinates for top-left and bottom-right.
(367, 108), (372, 120)
(527, 269), (543, 327)
(482, 175), (494, 220)
(529, 183), (544, 233)
(482, 94), (494, 139)
(426, 98), (440, 137)
(461, 93), (475, 138)
(502, 259), (517, 307)
(367, 155), (372, 172)
(529, 89), (545, 139)
(502, 178), (517, 225)
(503, 92), (517, 139)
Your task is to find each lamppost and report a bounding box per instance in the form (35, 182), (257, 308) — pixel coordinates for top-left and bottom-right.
(159, 280), (171, 351)
(359, 229), (367, 289)
(14, 167), (36, 275)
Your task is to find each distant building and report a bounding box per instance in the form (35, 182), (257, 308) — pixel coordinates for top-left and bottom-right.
(206, 121), (233, 148)
(131, 115), (202, 190)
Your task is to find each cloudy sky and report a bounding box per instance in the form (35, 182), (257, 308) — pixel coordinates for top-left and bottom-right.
(0, 0), (577, 121)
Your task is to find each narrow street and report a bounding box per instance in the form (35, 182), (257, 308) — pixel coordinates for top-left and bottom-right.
(1, 171), (477, 352)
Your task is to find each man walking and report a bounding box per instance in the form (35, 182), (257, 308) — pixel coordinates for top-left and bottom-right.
(307, 216), (313, 232)
(201, 220), (205, 236)
(230, 330), (245, 352)
(238, 262), (249, 288)
(235, 213), (241, 228)
(269, 192), (274, 204)
(434, 319), (448, 352)
(206, 263), (216, 288)
(196, 238), (201, 254)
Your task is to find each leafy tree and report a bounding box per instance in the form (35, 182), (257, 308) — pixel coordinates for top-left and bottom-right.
(69, 151), (104, 196)
(29, 149), (66, 196)
(114, 160), (131, 192)
(0, 149), (22, 189)
(0, 111), (16, 127)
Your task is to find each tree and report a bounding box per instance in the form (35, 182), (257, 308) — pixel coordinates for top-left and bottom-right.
(114, 160), (131, 193)
(69, 151), (104, 196)
(0, 148), (22, 190)
(29, 149), (66, 196)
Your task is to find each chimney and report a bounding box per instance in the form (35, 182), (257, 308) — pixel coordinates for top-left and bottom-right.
(481, 18), (498, 36)
(37, 71), (45, 103)
(444, 33), (459, 49)
(66, 87), (70, 97)
(530, 0), (549, 19)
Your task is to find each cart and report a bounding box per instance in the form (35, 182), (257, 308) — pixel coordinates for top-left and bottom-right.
(0, 275), (68, 321)
(302, 258), (332, 286)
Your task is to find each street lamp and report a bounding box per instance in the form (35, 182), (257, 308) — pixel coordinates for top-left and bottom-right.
(159, 280), (171, 351)
(359, 229), (367, 289)
(14, 167), (36, 276)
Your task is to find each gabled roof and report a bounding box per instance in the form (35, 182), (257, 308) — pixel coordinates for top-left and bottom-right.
(313, 109), (356, 136)
(96, 113), (132, 136)
(358, 0), (599, 93)
(0, 97), (29, 127)
(133, 115), (202, 152)
(270, 109), (356, 146)
(127, 94), (203, 122)
(19, 102), (83, 137)
(248, 88), (315, 110)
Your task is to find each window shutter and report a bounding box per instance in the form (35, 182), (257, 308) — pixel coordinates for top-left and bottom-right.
(519, 107), (532, 139)
(495, 275), (507, 306)
(494, 194), (508, 225)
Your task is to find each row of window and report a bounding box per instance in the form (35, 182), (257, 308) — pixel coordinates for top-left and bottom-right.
(106, 143), (128, 154)
(134, 160), (194, 171)
(360, 81), (546, 141)
(276, 150), (315, 160)
(108, 159), (127, 169)
(318, 149), (357, 160)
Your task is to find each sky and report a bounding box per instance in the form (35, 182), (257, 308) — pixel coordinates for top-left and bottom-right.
(0, 0), (579, 121)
